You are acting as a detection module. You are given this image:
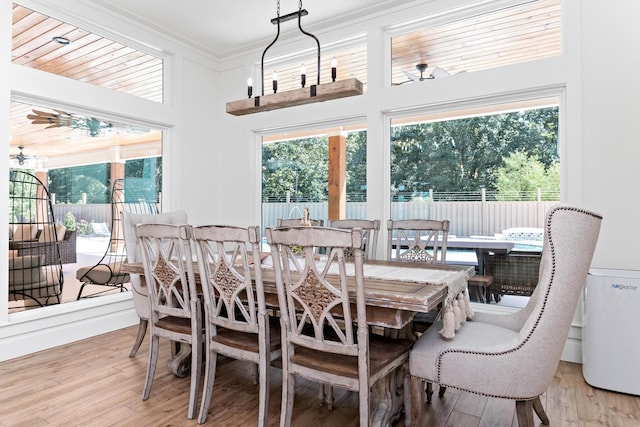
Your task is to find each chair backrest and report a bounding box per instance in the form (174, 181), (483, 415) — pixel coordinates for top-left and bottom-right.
(266, 226), (367, 358)
(79, 179), (159, 286)
(277, 218), (324, 227)
(387, 219), (449, 264)
(507, 205), (601, 396)
(8, 170), (63, 307)
(191, 225), (264, 334)
(135, 223), (197, 322)
(327, 219), (380, 260)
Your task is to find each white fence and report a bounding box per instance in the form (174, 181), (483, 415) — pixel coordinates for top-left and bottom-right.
(55, 200), (555, 239)
(262, 200), (555, 238)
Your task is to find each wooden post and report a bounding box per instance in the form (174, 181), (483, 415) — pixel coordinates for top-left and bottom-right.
(110, 161), (126, 252)
(328, 133), (347, 221)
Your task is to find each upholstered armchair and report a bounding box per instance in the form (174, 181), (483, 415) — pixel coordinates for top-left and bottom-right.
(121, 210), (188, 357)
(408, 205), (602, 427)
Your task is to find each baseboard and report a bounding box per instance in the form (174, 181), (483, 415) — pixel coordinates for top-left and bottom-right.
(0, 293), (138, 362)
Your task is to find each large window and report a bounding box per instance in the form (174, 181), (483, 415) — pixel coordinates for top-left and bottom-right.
(261, 124), (367, 232)
(390, 98), (560, 308)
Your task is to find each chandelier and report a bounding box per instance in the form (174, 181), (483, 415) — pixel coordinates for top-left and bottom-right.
(226, 0), (363, 116)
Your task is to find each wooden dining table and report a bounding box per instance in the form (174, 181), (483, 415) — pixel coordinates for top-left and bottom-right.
(122, 259), (473, 427)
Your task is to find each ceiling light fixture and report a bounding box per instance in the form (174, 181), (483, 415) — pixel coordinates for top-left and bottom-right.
(226, 0), (363, 116)
(52, 36), (71, 45)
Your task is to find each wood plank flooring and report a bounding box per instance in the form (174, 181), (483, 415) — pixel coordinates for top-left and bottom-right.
(0, 325), (638, 426)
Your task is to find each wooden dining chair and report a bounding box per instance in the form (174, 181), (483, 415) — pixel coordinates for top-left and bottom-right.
(135, 223), (202, 420)
(277, 218), (324, 227)
(408, 205), (602, 427)
(266, 226), (414, 426)
(387, 218), (449, 264)
(327, 219), (380, 260)
(191, 225), (281, 426)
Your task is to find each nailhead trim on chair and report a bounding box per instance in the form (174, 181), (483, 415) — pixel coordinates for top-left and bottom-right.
(432, 206), (602, 400)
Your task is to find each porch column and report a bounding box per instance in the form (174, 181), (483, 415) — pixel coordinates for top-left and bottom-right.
(328, 132), (347, 221)
(35, 170), (49, 224)
(110, 161), (126, 252)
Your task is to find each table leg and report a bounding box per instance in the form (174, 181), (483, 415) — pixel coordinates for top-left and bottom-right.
(167, 343), (191, 378)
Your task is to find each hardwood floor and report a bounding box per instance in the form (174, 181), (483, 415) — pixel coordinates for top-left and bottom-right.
(1, 326), (638, 426)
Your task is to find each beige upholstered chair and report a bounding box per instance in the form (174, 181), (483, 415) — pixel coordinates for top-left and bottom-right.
(192, 225), (281, 426)
(408, 205), (602, 426)
(136, 224), (202, 420)
(121, 210), (188, 357)
(387, 219), (449, 264)
(327, 219), (380, 260)
(266, 226), (413, 426)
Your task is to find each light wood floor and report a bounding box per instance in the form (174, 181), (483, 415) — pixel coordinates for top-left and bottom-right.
(1, 326), (638, 427)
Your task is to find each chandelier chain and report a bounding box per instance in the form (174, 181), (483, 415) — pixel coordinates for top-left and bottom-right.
(277, 0), (280, 17)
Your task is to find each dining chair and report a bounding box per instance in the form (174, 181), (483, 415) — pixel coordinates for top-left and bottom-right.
(327, 219), (380, 260)
(277, 218), (324, 227)
(387, 219), (451, 333)
(191, 225), (281, 426)
(387, 219), (449, 264)
(266, 226), (414, 426)
(408, 205), (602, 427)
(121, 209), (188, 357)
(136, 223), (202, 420)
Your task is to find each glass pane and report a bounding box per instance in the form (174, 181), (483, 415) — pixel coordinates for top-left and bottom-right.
(261, 124), (367, 243)
(263, 42), (367, 95)
(12, 4), (163, 103)
(391, 0), (561, 85)
(389, 98), (559, 308)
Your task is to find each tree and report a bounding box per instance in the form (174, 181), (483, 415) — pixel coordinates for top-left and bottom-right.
(494, 151), (559, 201)
(390, 107), (559, 196)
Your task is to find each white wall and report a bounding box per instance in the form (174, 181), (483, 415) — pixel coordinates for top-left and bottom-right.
(3, 0), (639, 363)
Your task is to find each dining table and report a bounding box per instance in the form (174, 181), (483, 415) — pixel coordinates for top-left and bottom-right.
(122, 258), (473, 427)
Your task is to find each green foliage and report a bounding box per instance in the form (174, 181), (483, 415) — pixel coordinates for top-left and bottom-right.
(495, 152), (559, 201)
(390, 107), (559, 196)
(63, 211), (77, 230)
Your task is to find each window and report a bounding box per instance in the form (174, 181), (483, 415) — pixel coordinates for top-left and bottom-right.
(390, 0), (561, 86)
(390, 97), (560, 308)
(261, 123), (367, 232)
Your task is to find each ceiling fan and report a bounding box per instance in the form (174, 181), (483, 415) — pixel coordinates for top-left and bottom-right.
(394, 63), (466, 85)
(27, 109), (113, 137)
(10, 146), (47, 166)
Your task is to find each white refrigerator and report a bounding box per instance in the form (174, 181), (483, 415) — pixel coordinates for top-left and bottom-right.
(582, 268), (640, 396)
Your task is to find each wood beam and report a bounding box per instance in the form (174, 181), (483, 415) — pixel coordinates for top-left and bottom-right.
(328, 133), (346, 221)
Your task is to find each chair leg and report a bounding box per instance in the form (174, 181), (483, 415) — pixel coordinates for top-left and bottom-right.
(142, 335), (159, 401)
(426, 382), (434, 403)
(280, 370), (295, 427)
(76, 283), (88, 300)
(515, 400), (535, 427)
(198, 349), (217, 424)
(438, 385), (446, 397)
(532, 396), (550, 424)
(410, 376), (425, 426)
(129, 318), (148, 357)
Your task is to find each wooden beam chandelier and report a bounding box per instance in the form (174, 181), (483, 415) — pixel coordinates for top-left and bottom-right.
(226, 0), (363, 116)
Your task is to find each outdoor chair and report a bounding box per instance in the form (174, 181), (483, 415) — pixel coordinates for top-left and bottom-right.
(266, 226), (413, 426)
(408, 205), (602, 427)
(136, 223), (202, 420)
(9, 170), (64, 309)
(192, 225), (281, 426)
(75, 179), (158, 300)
